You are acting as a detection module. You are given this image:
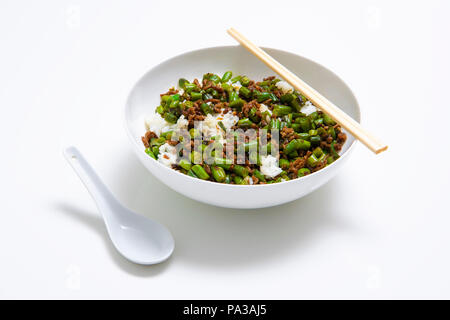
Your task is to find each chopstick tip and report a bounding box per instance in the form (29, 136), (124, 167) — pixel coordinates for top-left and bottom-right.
(375, 145), (388, 154)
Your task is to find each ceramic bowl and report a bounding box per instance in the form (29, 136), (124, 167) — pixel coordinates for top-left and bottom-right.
(124, 46), (360, 209)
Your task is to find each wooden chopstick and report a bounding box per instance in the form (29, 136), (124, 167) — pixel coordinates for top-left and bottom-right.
(227, 27), (388, 154)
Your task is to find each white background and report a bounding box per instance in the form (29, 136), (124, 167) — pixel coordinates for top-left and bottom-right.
(1, 0), (449, 299)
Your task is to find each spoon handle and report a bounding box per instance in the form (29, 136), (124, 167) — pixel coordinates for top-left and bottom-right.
(63, 146), (119, 212)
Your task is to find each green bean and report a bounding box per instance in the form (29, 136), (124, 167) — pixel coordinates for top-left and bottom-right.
(270, 118), (281, 130)
(238, 118), (253, 128)
(221, 71), (233, 83)
(161, 95), (171, 105)
(187, 169), (197, 178)
(222, 83), (231, 92)
(291, 123), (301, 132)
(183, 100), (194, 109)
(228, 89), (238, 101)
(284, 139), (299, 154)
(217, 121), (227, 133)
(201, 103), (213, 115)
(314, 118), (324, 126)
(317, 127), (326, 136)
(184, 83), (198, 93)
(211, 166), (226, 182)
(233, 165), (249, 177)
(307, 154), (319, 167)
(191, 165), (210, 180)
(323, 113), (335, 126)
(310, 135), (321, 146)
(327, 156), (334, 164)
(290, 98), (301, 112)
(178, 78), (189, 89)
(313, 147), (324, 158)
(224, 174), (232, 184)
(330, 141), (340, 159)
(156, 105), (164, 114)
(253, 169), (266, 182)
(230, 75), (241, 83)
(249, 107), (259, 123)
(328, 127), (336, 139)
(273, 104), (292, 116)
(214, 157), (233, 170)
(229, 98), (244, 109)
(151, 137), (166, 147)
(239, 86), (252, 99)
(145, 148), (156, 159)
(307, 153), (326, 167)
(280, 93), (294, 104)
(240, 76), (250, 86)
(179, 159), (191, 171)
(268, 93), (278, 102)
(257, 92), (271, 102)
(190, 91), (202, 101)
(291, 112), (305, 119)
(297, 139), (311, 150)
(169, 100), (180, 109)
(160, 131), (173, 139)
(297, 168), (310, 177)
(296, 117), (311, 132)
(209, 74), (221, 83)
(206, 88), (219, 98)
(287, 150), (298, 158)
(202, 93), (213, 100)
(279, 158), (290, 169)
(308, 111), (319, 120)
(234, 175), (244, 184)
(152, 146), (159, 157)
(297, 132), (310, 141)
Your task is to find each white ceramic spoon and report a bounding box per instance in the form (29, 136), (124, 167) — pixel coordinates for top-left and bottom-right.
(63, 146), (174, 265)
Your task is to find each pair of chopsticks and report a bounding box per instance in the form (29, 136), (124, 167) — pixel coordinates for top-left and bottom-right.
(227, 28), (387, 154)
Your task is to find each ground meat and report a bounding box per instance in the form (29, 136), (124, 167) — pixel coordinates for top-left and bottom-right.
(141, 130), (158, 148)
(311, 158), (327, 173)
(182, 102), (205, 126)
(167, 140), (179, 146)
(272, 89), (282, 99)
(212, 84), (224, 93)
(288, 157), (307, 175)
(202, 79), (213, 91)
(280, 127), (299, 142)
(337, 132), (347, 143)
(263, 76), (276, 81)
(160, 88), (178, 97)
(241, 99), (259, 118)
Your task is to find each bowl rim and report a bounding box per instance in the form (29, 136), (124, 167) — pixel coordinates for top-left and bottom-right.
(124, 45), (360, 188)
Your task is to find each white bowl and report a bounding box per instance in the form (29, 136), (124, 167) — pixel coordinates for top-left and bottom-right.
(124, 46), (360, 209)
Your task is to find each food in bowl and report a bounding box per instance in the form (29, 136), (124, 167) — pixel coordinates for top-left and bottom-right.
(141, 72), (347, 185)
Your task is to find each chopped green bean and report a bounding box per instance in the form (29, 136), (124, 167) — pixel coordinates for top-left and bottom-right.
(233, 165), (248, 177)
(191, 165), (210, 180)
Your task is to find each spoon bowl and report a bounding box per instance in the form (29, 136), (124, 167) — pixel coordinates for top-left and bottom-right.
(63, 146), (174, 265)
